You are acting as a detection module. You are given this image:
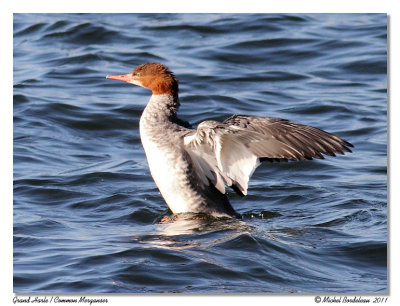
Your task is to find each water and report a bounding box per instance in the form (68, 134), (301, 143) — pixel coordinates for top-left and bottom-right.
(13, 13), (387, 293)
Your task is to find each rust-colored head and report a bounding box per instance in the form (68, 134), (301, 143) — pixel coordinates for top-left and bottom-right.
(106, 63), (178, 97)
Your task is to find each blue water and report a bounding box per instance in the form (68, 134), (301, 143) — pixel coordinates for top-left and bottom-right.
(13, 13), (387, 293)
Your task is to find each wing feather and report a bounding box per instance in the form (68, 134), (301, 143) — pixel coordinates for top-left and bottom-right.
(184, 115), (353, 197)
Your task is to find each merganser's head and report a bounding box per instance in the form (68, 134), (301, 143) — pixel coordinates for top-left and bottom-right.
(106, 63), (178, 97)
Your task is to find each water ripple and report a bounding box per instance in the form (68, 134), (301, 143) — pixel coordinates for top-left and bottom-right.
(13, 13), (387, 293)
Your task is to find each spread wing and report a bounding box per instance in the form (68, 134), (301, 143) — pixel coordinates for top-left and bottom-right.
(183, 115), (353, 196)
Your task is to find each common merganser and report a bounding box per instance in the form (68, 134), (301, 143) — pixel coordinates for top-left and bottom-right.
(106, 63), (353, 218)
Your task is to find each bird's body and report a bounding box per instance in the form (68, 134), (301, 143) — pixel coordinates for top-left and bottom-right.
(106, 63), (353, 218)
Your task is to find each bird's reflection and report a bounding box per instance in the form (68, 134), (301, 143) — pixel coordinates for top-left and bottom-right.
(155, 213), (242, 235)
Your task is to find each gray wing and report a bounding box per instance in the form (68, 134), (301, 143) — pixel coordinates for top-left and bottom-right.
(223, 115), (353, 161)
(183, 116), (353, 197)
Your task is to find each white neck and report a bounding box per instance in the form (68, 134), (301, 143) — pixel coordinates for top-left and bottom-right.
(142, 94), (180, 121)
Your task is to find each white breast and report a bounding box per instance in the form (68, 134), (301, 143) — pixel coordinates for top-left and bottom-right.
(139, 125), (193, 214)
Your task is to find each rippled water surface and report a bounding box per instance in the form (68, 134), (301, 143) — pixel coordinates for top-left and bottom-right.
(13, 13), (387, 293)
